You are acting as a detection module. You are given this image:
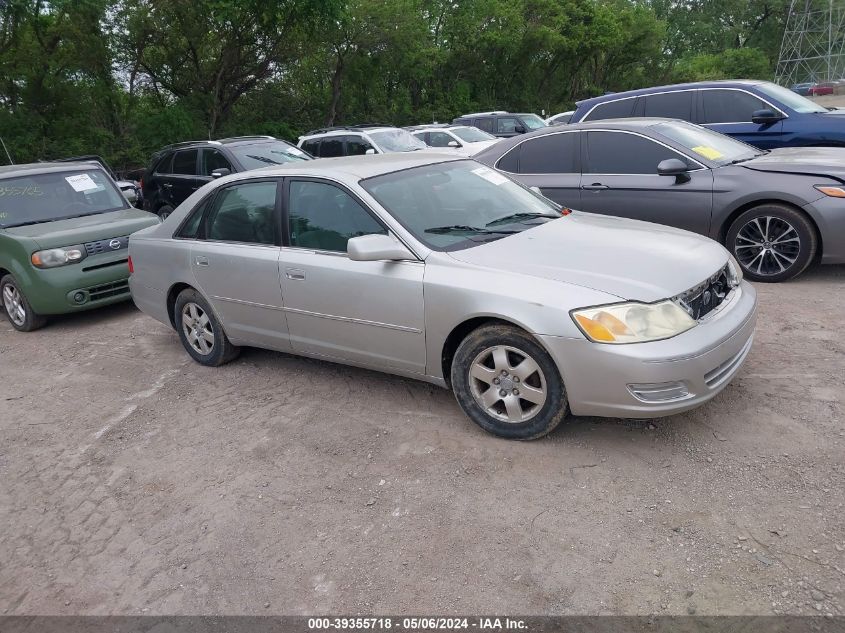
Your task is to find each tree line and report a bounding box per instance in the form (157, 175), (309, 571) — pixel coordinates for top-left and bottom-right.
(0, 0), (789, 172)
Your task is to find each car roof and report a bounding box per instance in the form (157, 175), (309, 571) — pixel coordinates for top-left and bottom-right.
(300, 127), (397, 139)
(575, 79), (767, 107)
(0, 161), (106, 179)
(222, 152), (466, 182)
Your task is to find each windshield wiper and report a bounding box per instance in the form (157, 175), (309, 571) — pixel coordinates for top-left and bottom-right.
(425, 224), (520, 235)
(485, 212), (561, 227)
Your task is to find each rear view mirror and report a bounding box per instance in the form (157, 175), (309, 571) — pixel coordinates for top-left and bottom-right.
(348, 234), (415, 262)
(751, 109), (783, 125)
(657, 158), (691, 183)
(211, 168), (231, 178)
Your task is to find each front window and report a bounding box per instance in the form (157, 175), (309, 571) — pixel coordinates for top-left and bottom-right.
(520, 114), (547, 129)
(228, 141), (311, 169)
(368, 129), (427, 153)
(654, 121), (762, 165)
(757, 82), (828, 113)
(361, 160), (562, 252)
(0, 169), (127, 228)
(451, 126), (495, 143)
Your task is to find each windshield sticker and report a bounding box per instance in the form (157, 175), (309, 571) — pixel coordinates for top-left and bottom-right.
(472, 166), (509, 186)
(0, 184), (43, 197)
(65, 173), (99, 192)
(691, 146), (724, 160)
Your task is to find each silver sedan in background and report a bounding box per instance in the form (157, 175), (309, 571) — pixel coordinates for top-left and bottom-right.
(474, 118), (845, 282)
(128, 154), (756, 440)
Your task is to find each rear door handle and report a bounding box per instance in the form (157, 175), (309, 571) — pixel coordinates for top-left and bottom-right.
(285, 268), (306, 280)
(581, 183), (609, 191)
(195, 256), (209, 266)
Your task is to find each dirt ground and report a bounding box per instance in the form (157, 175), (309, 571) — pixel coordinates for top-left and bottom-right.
(0, 265), (843, 617)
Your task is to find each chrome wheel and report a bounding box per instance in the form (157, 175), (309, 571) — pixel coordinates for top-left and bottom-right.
(734, 215), (801, 277)
(181, 302), (214, 355)
(468, 345), (546, 423)
(2, 284), (26, 327)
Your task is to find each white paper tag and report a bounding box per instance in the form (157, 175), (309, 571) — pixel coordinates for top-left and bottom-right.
(65, 174), (99, 192)
(471, 166), (509, 186)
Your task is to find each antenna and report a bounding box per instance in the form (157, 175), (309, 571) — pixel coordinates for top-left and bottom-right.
(0, 137), (13, 165)
(776, 0), (845, 85)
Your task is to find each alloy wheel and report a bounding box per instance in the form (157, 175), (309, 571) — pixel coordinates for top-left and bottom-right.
(734, 215), (801, 277)
(2, 284), (26, 327)
(468, 345), (547, 423)
(181, 302), (215, 355)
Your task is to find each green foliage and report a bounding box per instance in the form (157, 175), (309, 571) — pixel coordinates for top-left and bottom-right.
(0, 0), (790, 172)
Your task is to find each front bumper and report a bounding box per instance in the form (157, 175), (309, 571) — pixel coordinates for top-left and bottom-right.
(541, 280), (757, 418)
(804, 196), (845, 264)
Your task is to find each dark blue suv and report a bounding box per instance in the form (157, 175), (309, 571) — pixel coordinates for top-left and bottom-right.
(570, 80), (845, 149)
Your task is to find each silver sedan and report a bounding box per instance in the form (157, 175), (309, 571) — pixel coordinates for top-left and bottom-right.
(128, 154), (756, 439)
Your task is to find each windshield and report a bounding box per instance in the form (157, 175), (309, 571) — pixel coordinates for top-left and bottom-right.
(520, 114), (547, 130)
(361, 160), (562, 251)
(654, 121), (762, 165)
(369, 129), (428, 152)
(230, 141), (311, 169)
(757, 82), (828, 113)
(0, 169), (127, 228)
(451, 127), (496, 143)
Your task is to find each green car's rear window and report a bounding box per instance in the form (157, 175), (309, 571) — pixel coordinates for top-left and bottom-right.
(0, 169), (126, 228)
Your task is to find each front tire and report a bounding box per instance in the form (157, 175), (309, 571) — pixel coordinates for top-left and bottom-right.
(726, 204), (817, 282)
(450, 323), (568, 440)
(174, 288), (239, 366)
(1, 275), (47, 332)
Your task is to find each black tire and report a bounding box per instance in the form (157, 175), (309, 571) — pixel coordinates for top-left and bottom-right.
(157, 205), (174, 221)
(1, 274), (47, 332)
(174, 288), (239, 366)
(726, 204), (817, 283)
(450, 323), (568, 440)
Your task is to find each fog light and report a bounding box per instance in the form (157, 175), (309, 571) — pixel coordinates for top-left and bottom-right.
(73, 292), (86, 304)
(627, 381), (690, 403)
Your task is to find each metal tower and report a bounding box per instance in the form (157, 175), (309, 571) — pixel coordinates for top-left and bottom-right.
(776, 0), (845, 85)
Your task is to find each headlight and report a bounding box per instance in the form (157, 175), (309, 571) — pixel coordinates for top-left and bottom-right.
(31, 245), (87, 269)
(727, 254), (743, 286)
(571, 300), (696, 344)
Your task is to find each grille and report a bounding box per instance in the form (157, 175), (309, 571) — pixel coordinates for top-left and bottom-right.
(86, 279), (130, 301)
(674, 264), (732, 321)
(84, 235), (130, 256)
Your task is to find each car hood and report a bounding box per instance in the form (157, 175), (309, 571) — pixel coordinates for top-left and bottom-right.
(742, 146), (845, 181)
(2, 208), (160, 249)
(446, 212), (729, 302)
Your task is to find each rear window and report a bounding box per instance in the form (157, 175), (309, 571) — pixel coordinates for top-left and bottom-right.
(0, 169), (127, 228)
(583, 98), (636, 121)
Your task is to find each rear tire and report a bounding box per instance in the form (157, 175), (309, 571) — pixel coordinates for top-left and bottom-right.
(450, 323), (568, 440)
(174, 288), (239, 366)
(1, 275), (47, 332)
(157, 205), (174, 221)
(726, 204), (816, 282)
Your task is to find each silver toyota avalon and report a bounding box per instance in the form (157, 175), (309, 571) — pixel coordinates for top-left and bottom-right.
(128, 153), (757, 440)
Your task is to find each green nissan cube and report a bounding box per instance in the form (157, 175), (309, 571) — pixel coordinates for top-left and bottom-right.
(0, 162), (160, 331)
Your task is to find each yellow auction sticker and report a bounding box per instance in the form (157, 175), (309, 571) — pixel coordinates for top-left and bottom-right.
(691, 145), (724, 160)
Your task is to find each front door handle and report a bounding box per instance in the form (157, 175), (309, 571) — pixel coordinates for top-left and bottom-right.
(581, 183), (609, 191)
(285, 268), (306, 281)
(162, 182), (173, 189)
(195, 256), (209, 266)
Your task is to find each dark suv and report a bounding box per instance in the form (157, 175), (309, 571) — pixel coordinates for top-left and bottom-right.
(451, 111), (547, 137)
(142, 136), (311, 219)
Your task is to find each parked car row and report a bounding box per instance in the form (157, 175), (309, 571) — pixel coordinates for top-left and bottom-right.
(4, 81), (844, 441)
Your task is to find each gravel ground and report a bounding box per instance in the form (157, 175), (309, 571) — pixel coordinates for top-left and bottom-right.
(0, 265), (843, 616)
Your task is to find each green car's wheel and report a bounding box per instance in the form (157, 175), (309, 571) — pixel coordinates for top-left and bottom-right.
(1, 274), (47, 332)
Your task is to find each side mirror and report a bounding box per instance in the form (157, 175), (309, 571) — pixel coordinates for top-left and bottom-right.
(211, 168), (231, 179)
(121, 188), (138, 203)
(514, 125), (526, 134)
(657, 158), (691, 183)
(365, 148), (376, 155)
(751, 109), (783, 125)
(347, 234), (415, 262)
(529, 186), (543, 194)
(447, 140), (460, 148)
